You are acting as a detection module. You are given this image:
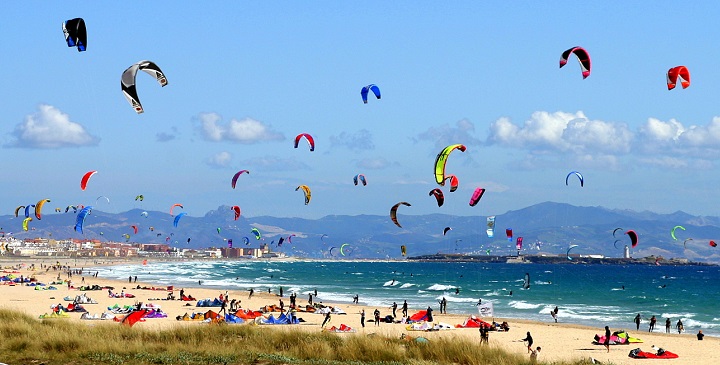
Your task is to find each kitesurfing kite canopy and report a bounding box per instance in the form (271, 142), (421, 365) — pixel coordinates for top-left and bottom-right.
(121, 60), (168, 114)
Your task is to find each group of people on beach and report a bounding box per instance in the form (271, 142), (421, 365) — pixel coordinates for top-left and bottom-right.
(634, 313), (685, 334)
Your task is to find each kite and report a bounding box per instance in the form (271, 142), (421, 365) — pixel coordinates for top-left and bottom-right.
(228, 239), (233, 248)
(169, 203), (183, 216)
(14, 206), (24, 218)
(429, 188), (444, 207)
(121, 60), (168, 114)
(559, 46), (591, 79)
(141, 211), (148, 218)
(625, 230), (638, 248)
(443, 175), (459, 192)
(683, 238), (693, 249)
(516, 237), (523, 252)
(565, 171), (584, 187)
(353, 174), (367, 186)
(400, 245), (406, 257)
(506, 228), (513, 242)
(667, 66), (690, 90)
(288, 234), (296, 243)
(243, 237), (250, 245)
(612, 227), (623, 237)
(62, 18), (87, 52)
(567, 244), (579, 260)
(361, 84), (381, 104)
(295, 185), (311, 205)
(443, 227), (452, 236)
(96, 196), (110, 205)
(24, 205), (35, 219)
(711, 240), (718, 248)
(613, 239), (622, 249)
(340, 243), (350, 256)
(231, 170), (250, 189)
(251, 228), (261, 240)
(486, 216), (495, 238)
(434, 144), (466, 185)
(390, 202), (411, 228)
(670, 225), (686, 241)
(22, 217), (32, 232)
(294, 133), (315, 151)
(523, 273), (530, 290)
(80, 170), (97, 190)
(469, 188), (485, 207)
(74, 206), (93, 234)
(231, 205), (241, 220)
(135, 195), (144, 201)
(173, 212), (187, 228)
(131, 225), (138, 235)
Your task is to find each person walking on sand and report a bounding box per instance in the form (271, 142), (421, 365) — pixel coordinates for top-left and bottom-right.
(321, 311), (331, 328)
(360, 309), (365, 328)
(373, 309), (381, 326)
(634, 313), (641, 330)
(665, 318), (671, 333)
(391, 302), (397, 317)
(676, 319), (684, 334)
(248, 288), (254, 299)
(426, 306), (434, 322)
(649, 315), (656, 332)
(603, 326), (611, 352)
(530, 346), (541, 364)
(402, 300), (408, 317)
(521, 331), (534, 353)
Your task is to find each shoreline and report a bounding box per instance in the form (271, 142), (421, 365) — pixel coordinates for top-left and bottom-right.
(0, 257), (717, 364)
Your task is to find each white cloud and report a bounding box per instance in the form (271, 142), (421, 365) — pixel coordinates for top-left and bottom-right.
(415, 119), (482, 150)
(7, 104), (99, 148)
(487, 111), (632, 155)
(206, 151), (232, 168)
(197, 113), (284, 144)
(638, 117), (720, 158)
(330, 129), (375, 150)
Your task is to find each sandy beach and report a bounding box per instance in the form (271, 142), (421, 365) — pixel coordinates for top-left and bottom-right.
(0, 257), (717, 365)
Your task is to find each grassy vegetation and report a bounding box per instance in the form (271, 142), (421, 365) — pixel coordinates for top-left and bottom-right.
(0, 309), (600, 365)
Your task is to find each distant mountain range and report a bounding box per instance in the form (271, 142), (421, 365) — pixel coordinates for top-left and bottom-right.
(8, 202), (720, 263)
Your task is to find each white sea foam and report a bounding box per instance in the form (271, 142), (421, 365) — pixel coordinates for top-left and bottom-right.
(400, 283), (415, 288)
(427, 284), (455, 291)
(509, 300), (542, 310)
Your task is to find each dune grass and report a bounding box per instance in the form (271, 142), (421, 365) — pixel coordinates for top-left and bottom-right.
(0, 309), (601, 365)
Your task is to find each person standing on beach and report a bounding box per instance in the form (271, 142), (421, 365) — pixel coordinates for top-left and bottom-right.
(521, 331), (534, 353)
(391, 302), (397, 317)
(603, 326), (611, 352)
(308, 293), (313, 306)
(219, 299), (227, 316)
(402, 300), (408, 317)
(634, 314), (641, 330)
(360, 309), (365, 328)
(128, 276), (132, 283)
(279, 287), (283, 297)
(353, 294), (359, 304)
(530, 347), (541, 364)
(373, 309), (381, 326)
(426, 306), (434, 322)
(676, 319), (684, 334)
(665, 318), (671, 333)
(697, 330), (704, 340)
(179, 288), (184, 300)
(649, 315), (657, 332)
(249, 288), (254, 299)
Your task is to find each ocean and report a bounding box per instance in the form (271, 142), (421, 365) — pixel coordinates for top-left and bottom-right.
(94, 260), (720, 337)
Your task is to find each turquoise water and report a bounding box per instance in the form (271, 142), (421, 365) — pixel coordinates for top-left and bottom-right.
(96, 261), (720, 336)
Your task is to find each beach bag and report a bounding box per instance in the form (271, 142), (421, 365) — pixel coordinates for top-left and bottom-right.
(628, 348), (641, 358)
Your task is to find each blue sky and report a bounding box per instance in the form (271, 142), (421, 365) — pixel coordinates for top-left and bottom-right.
(2, 2), (720, 221)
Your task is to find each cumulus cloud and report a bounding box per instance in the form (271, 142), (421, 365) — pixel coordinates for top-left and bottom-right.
(638, 117), (720, 158)
(487, 111), (632, 155)
(197, 113), (284, 144)
(330, 129), (375, 150)
(415, 119), (482, 150)
(237, 155), (309, 171)
(206, 151), (232, 168)
(7, 104), (99, 148)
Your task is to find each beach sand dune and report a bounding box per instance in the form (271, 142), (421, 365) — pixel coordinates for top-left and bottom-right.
(1, 258), (717, 365)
